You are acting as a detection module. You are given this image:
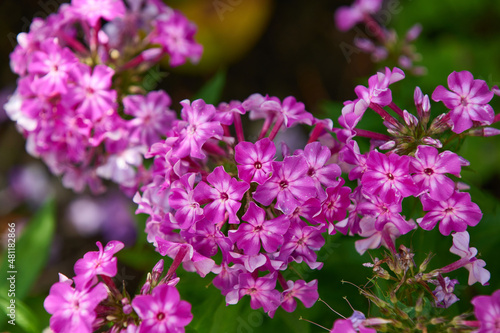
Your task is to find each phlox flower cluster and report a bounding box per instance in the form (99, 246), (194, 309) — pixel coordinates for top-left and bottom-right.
(133, 94), (345, 316)
(4, 0), (202, 194)
(335, 0), (425, 75)
(44, 240), (193, 333)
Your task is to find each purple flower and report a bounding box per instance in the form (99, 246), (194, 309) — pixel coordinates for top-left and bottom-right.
(334, 0), (383, 31)
(228, 202), (290, 255)
(430, 275), (459, 308)
(410, 145), (461, 201)
(362, 151), (418, 202)
(170, 99), (223, 159)
(253, 155), (316, 214)
(280, 279), (319, 313)
(235, 138), (276, 185)
(71, 0), (126, 27)
(66, 63), (117, 121)
(300, 142), (341, 198)
(226, 272), (281, 313)
(432, 71), (495, 134)
(194, 166), (249, 225)
(278, 221), (325, 269)
(354, 67), (405, 109)
(169, 173), (204, 230)
(124, 91), (176, 146)
(260, 96), (313, 128)
(44, 281), (108, 333)
(471, 289), (500, 333)
(355, 216), (401, 255)
(132, 284), (193, 333)
(321, 179), (352, 225)
(418, 191), (482, 236)
(73, 240), (124, 288)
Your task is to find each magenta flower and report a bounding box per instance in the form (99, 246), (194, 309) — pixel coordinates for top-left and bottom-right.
(226, 272), (281, 313)
(330, 319), (376, 333)
(280, 279), (319, 313)
(260, 95), (313, 127)
(235, 138), (276, 185)
(253, 155), (317, 214)
(355, 216), (401, 255)
(124, 91), (176, 146)
(44, 281), (108, 333)
(66, 63), (117, 121)
(71, 0), (126, 27)
(432, 70), (495, 133)
(418, 191), (482, 236)
(300, 142), (341, 198)
(471, 289), (500, 333)
(354, 67), (405, 108)
(27, 39), (78, 95)
(321, 179), (352, 224)
(278, 222), (325, 269)
(358, 195), (415, 235)
(334, 0), (383, 31)
(194, 166), (249, 225)
(73, 240), (124, 288)
(169, 173), (204, 230)
(228, 202), (290, 255)
(170, 99), (223, 159)
(132, 284), (193, 333)
(362, 151), (418, 202)
(410, 145), (461, 201)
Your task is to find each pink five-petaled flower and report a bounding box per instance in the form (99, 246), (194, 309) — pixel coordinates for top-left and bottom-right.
(66, 63), (117, 121)
(73, 240), (124, 288)
(132, 284), (193, 333)
(334, 0), (383, 31)
(44, 281), (108, 333)
(410, 145), (461, 201)
(235, 138), (276, 185)
(362, 151), (418, 202)
(280, 279), (319, 313)
(417, 191), (482, 236)
(471, 289), (500, 333)
(278, 221), (325, 269)
(169, 173), (204, 230)
(253, 155), (317, 214)
(432, 70), (495, 134)
(228, 202), (290, 255)
(354, 67), (405, 109)
(194, 166), (250, 225)
(226, 272), (281, 313)
(123, 91), (176, 146)
(440, 231), (490, 286)
(171, 99), (223, 159)
(71, 0), (126, 27)
(259, 95), (313, 128)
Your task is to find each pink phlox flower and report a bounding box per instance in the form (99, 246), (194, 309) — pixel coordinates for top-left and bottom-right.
(410, 145), (461, 201)
(212, 263), (246, 296)
(287, 198), (323, 225)
(362, 150), (418, 202)
(123, 91), (176, 146)
(358, 194), (415, 235)
(260, 95), (314, 128)
(417, 191), (482, 236)
(242, 93), (273, 120)
(277, 221), (325, 269)
(73, 240), (124, 288)
(169, 173), (204, 230)
(71, 0), (126, 27)
(330, 318), (376, 333)
(320, 178), (352, 228)
(448, 231), (490, 286)
(253, 155), (317, 215)
(298, 142), (341, 199)
(132, 284), (193, 333)
(226, 272), (281, 313)
(170, 99), (223, 159)
(429, 275), (459, 308)
(235, 138), (276, 185)
(355, 216), (402, 255)
(182, 218), (231, 260)
(336, 187), (365, 236)
(27, 38), (78, 96)
(66, 63), (117, 121)
(214, 100), (246, 125)
(228, 202), (290, 255)
(339, 140), (367, 180)
(432, 70), (495, 134)
(151, 10), (203, 66)
(156, 238), (215, 277)
(334, 0), (383, 31)
(193, 166), (249, 224)
(228, 252), (268, 273)
(354, 67), (405, 108)
(44, 281), (108, 333)
(471, 289), (500, 333)
(280, 279), (319, 313)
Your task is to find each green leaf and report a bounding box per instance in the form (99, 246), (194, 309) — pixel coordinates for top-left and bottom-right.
(0, 294), (40, 333)
(0, 199), (55, 301)
(193, 69), (226, 105)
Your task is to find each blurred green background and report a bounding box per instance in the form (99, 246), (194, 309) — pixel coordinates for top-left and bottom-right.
(1, 0), (500, 332)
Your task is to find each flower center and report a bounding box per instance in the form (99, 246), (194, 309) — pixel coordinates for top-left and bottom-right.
(445, 207), (454, 214)
(279, 180), (289, 189)
(254, 225), (263, 232)
(220, 192), (229, 201)
(460, 96), (468, 106)
(307, 167), (316, 177)
(424, 168), (434, 176)
(254, 161), (262, 169)
(157, 312), (166, 321)
(386, 173), (394, 180)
